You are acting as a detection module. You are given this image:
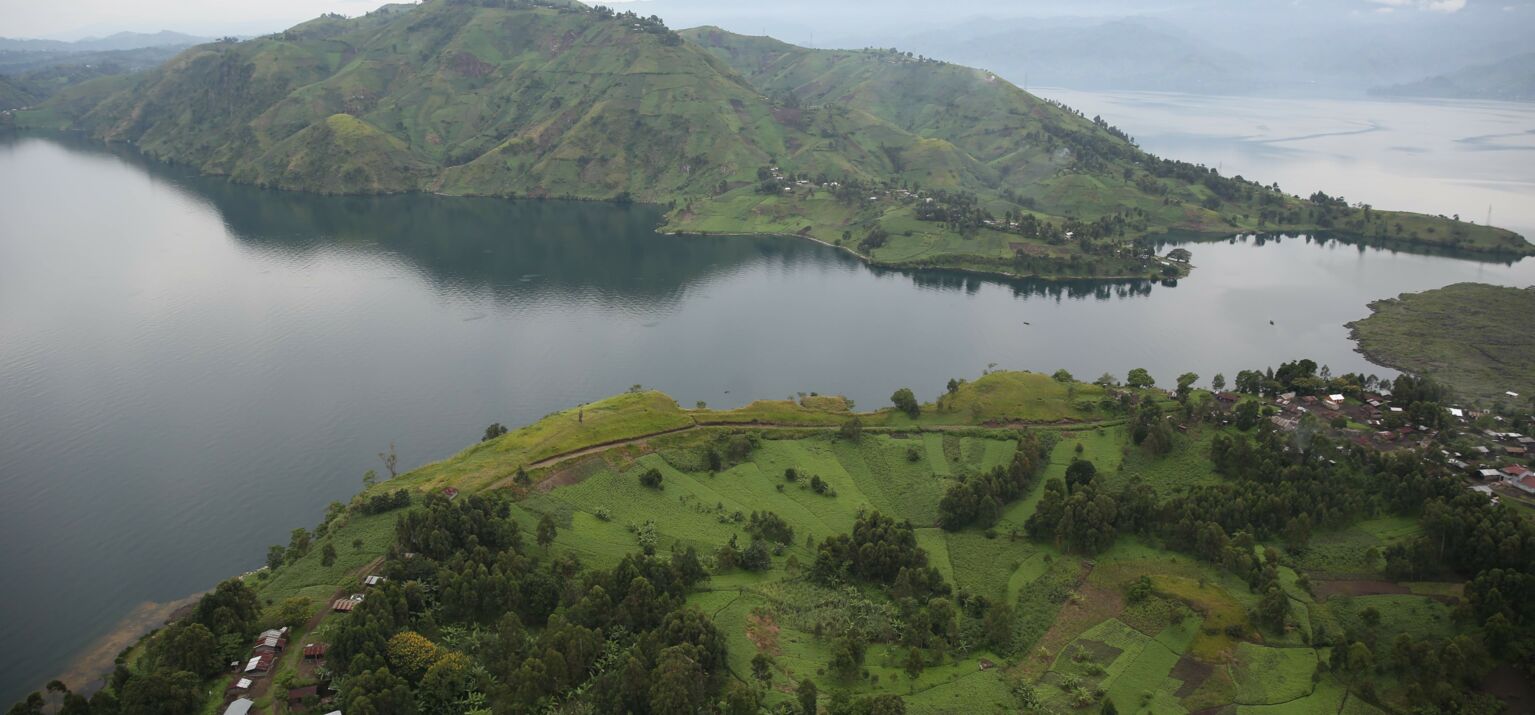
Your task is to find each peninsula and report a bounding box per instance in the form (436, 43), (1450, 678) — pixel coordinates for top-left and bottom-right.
(8, 0), (1529, 282)
(1349, 282), (1535, 406)
(18, 368), (1535, 714)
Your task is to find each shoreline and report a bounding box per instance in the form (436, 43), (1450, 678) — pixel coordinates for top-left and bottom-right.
(659, 228), (1190, 284)
(8, 128), (1525, 285)
(43, 590), (207, 698)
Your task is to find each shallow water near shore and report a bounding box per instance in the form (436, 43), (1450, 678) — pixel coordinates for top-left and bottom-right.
(2, 106), (1534, 702)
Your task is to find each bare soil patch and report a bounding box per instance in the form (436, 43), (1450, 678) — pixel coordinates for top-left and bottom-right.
(1310, 578), (1407, 599)
(746, 611), (782, 656)
(1021, 568), (1123, 679)
(1171, 655), (1214, 697)
(1071, 639), (1123, 665)
(535, 455), (607, 492)
(1481, 664), (1535, 713)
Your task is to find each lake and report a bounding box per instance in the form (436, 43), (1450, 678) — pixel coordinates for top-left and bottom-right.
(2, 94), (1534, 702)
(1037, 89), (1535, 240)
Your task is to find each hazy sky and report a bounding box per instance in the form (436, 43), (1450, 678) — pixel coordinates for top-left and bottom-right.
(0, 0), (1522, 40)
(0, 0), (387, 39)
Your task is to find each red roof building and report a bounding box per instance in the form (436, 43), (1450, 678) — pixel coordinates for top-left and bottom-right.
(243, 654), (274, 674)
(303, 643), (328, 659)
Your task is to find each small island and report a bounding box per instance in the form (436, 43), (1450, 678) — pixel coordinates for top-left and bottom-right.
(1349, 282), (1535, 406)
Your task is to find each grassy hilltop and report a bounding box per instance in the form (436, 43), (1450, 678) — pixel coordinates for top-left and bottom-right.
(57, 369), (1530, 714)
(10, 0), (1528, 280)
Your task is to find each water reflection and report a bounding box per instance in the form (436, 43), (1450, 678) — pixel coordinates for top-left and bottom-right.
(17, 132), (1524, 313)
(1152, 230), (1529, 266)
(4, 129), (1534, 707)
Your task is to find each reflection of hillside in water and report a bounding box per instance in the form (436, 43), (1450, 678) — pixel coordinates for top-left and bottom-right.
(1152, 231), (1528, 267)
(895, 267), (1159, 301)
(15, 133), (862, 308)
(17, 132), (1182, 304)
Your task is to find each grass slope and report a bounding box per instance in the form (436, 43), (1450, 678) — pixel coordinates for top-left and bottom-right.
(1348, 282), (1535, 404)
(199, 377), (1499, 713)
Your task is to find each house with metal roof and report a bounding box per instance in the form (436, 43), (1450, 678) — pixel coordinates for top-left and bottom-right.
(244, 653), (274, 674)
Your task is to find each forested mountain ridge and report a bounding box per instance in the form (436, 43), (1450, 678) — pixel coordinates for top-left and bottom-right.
(11, 0), (1529, 280)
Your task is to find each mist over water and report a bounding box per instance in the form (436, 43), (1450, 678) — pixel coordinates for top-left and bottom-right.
(1037, 89), (1535, 240)
(1, 89), (1533, 703)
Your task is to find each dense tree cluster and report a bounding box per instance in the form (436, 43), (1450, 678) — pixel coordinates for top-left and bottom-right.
(812, 512), (944, 595)
(937, 432), (1048, 529)
(357, 488), (412, 515)
(1024, 458), (1139, 555)
(746, 510), (795, 545)
(325, 492), (725, 713)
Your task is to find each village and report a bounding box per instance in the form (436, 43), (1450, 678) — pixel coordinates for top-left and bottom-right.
(1247, 386), (1535, 503)
(216, 573), (387, 715)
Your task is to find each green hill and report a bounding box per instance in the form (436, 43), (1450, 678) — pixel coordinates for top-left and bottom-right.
(0, 76), (38, 111)
(48, 369), (1528, 714)
(12, 0), (1529, 279)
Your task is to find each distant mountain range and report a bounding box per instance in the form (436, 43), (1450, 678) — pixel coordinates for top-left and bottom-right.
(1374, 53), (1535, 103)
(0, 31), (210, 111)
(0, 31), (210, 54)
(0, 45), (190, 76)
(611, 0), (1535, 98)
(878, 17), (1258, 94)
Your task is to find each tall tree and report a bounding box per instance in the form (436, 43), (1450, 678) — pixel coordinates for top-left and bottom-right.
(1126, 368), (1156, 389)
(536, 514), (558, 549)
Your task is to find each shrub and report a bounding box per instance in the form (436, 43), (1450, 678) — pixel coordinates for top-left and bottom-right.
(839, 417), (863, 441)
(746, 511), (795, 545)
(1125, 576), (1153, 603)
(891, 388), (920, 418)
(639, 468), (664, 489)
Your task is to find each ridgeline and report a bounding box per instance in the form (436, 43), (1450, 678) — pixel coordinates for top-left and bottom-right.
(8, 0), (1530, 280)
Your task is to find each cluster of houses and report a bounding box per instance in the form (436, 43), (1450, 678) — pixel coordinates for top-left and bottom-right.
(219, 625), (337, 714)
(1260, 390), (1451, 450)
(1467, 428), (1535, 496)
(1251, 388), (1535, 500)
(762, 166), (944, 207)
(225, 626), (289, 699)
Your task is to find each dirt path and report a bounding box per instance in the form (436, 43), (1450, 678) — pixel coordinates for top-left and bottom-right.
(521, 418), (1122, 475)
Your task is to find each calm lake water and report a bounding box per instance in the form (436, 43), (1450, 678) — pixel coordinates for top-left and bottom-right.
(1037, 89), (1535, 240)
(2, 95), (1534, 702)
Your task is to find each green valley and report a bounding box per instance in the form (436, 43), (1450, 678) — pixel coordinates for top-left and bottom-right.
(7, 0), (1529, 281)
